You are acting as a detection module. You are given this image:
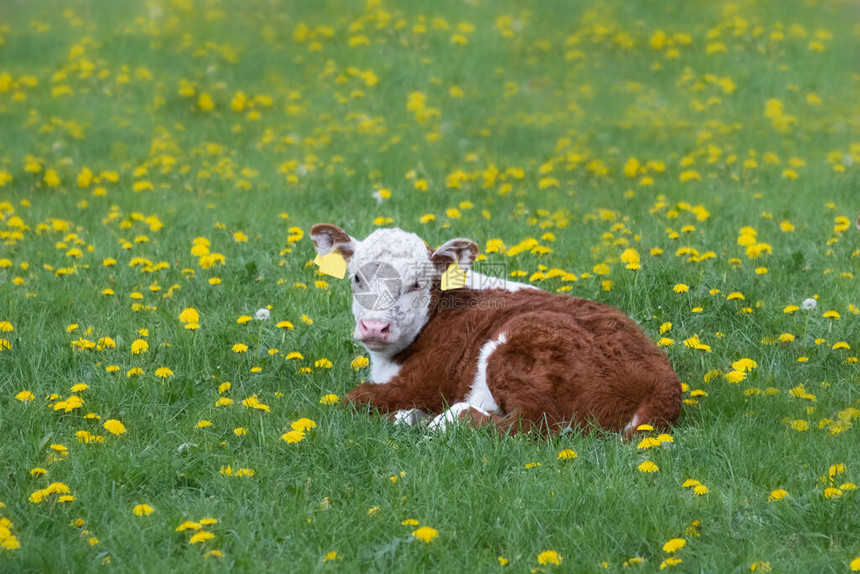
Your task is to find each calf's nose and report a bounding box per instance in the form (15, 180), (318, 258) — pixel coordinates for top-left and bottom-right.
(357, 319), (391, 341)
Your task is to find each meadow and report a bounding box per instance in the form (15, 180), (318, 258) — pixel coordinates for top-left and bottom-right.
(0, 0), (859, 571)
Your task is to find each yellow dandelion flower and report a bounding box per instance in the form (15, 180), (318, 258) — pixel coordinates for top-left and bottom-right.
(638, 461), (659, 473)
(788, 385), (816, 401)
(790, 420), (809, 431)
(131, 339), (149, 354)
(179, 308), (199, 324)
(232, 343), (248, 353)
(637, 437), (662, 450)
(241, 395), (270, 412)
(189, 531), (215, 544)
(29, 489), (48, 504)
(662, 538), (686, 553)
(412, 526), (439, 544)
(768, 489), (788, 501)
(320, 394), (340, 405)
(351, 356), (369, 370)
(96, 337), (116, 350)
(537, 549), (562, 565)
(155, 367), (174, 379)
(291, 418), (316, 431)
(281, 430), (305, 444)
(132, 504), (154, 516)
(103, 419), (126, 435)
(197, 92), (215, 111)
(683, 335), (711, 352)
(732, 358), (758, 371)
(557, 449), (578, 460)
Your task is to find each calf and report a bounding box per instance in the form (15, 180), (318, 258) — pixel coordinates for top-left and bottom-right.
(310, 223), (682, 437)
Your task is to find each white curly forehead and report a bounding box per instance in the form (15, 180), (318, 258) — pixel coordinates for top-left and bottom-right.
(350, 228), (430, 269)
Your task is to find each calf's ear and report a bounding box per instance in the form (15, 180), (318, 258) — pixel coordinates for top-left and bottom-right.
(430, 238), (479, 271)
(310, 223), (357, 260)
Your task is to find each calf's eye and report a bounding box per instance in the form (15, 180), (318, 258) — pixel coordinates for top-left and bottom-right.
(408, 282), (421, 292)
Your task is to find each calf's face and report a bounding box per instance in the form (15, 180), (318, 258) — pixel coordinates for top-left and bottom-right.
(311, 224), (478, 356)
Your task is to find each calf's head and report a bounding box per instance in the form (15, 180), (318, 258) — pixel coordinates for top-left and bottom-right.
(311, 224), (478, 356)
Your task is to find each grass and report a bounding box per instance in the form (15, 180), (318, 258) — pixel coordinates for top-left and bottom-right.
(0, 0), (859, 571)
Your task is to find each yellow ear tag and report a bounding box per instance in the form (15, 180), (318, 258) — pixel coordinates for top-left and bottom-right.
(313, 251), (347, 279)
(441, 262), (467, 291)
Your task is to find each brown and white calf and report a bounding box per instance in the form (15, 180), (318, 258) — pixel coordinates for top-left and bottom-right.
(310, 223), (682, 437)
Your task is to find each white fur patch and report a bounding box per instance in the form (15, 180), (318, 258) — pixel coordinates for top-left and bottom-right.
(622, 414), (640, 435)
(350, 229), (434, 357)
(392, 409), (429, 426)
(427, 332), (507, 432)
(369, 351), (401, 384)
(465, 332), (506, 412)
(429, 402), (489, 432)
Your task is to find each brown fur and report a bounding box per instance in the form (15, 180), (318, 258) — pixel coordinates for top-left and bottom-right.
(346, 287), (682, 436)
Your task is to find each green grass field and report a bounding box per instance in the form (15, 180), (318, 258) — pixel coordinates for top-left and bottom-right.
(1, 0), (859, 571)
